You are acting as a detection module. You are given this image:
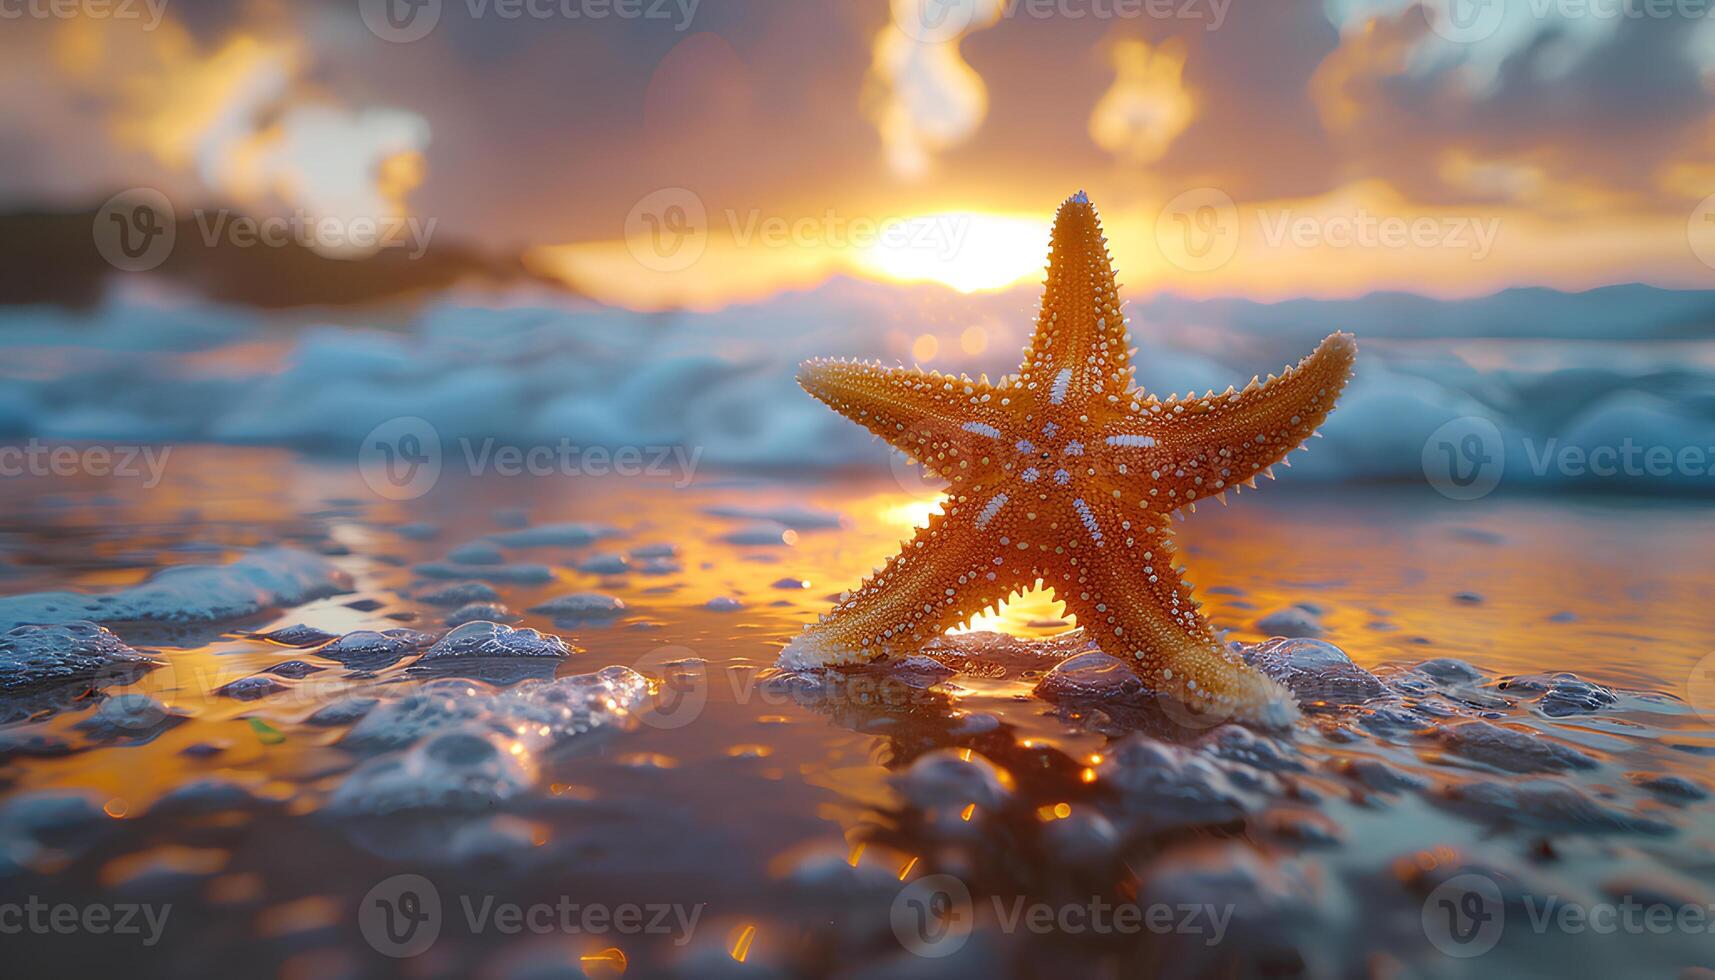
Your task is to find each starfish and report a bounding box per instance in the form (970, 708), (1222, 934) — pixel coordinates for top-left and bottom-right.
(782, 191), (1355, 726)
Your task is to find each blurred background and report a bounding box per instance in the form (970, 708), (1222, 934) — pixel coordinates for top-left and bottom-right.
(2, 0), (1714, 489)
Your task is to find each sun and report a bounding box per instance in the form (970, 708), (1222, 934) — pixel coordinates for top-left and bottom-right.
(854, 211), (1047, 293)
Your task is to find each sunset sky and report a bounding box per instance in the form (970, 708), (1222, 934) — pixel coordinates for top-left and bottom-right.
(8, 0), (1715, 307)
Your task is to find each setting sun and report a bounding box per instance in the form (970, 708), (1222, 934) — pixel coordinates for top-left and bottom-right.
(853, 211), (1046, 293)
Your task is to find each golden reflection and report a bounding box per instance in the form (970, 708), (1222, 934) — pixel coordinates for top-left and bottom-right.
(580, 947), (628, 977)
(728, 924), (757, 963)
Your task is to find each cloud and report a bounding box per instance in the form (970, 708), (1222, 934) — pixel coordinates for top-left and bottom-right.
(7, 7), (430, 257)
(1088, 37), (1195, 165)
(864, 0), (1006, 177)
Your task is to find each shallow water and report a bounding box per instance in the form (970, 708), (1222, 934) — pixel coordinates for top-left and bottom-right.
(0, 447), (1712, 978)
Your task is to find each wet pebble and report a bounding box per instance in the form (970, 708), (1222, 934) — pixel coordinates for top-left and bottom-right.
(1628, 772), (1708, 801)
(1043, 809), (1120, 866)
(1437, 779), (1672, 835)
(340, 667), (648, 753)
(705, 597), (743, 612)
(447, 540), (505, 565)
(150, 777), (258, 816)
(881, 655), (956, 688)
(1097, 734), (1255, 828)
(0, 621), (159, 694)
(577, 553), (631, 575)
(1435, 720), (1597, 773)
(1254, 605), (1324, 638)
(328, 728), (535, 816)
(1243, 637), (1386, 706)
(1033, 650), (1153, 702)
(264, 660), (325, 678)
(1136, 843), (1322, 979)
(412, 621), (572, 667)
(0, 791), (111, 871)
(1329, 757), (1428, 794)
(1494, 672), (1617, 717)
(894, 749), (1013, 810)
(1199, 725), (1305, 773)
(76, 693), (182, 738)
(720, 521), (795, 546)
(413, 561), (554, 584)
(487, 522), (619, 548)
(305, 697), (379, 727)
(1412, 657), (1486, 685)
(318, 629), (436, 669)
(444, 602), (520, 626)
(528, 593), (626, 620)
(416, 581), (501, 606)
(251, 624), (339, 647)
(216, 676), (288, 702)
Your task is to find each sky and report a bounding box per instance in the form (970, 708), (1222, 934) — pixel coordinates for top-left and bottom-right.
(7, 0), (1715, 308)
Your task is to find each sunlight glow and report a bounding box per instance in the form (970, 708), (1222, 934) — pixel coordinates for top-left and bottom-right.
(854, 211), (1045, 293)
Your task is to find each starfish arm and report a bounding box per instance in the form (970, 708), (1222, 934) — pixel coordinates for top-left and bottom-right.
(797, 359), (1011, 482)
(1049, 502), (1297, 726)
(1017, 194), (1134, 401)
(778, 504), (1034, 667)
(1102, 332), (1357, 511)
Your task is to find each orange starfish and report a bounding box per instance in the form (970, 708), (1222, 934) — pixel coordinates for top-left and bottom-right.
(783, 191), (1355, 726)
